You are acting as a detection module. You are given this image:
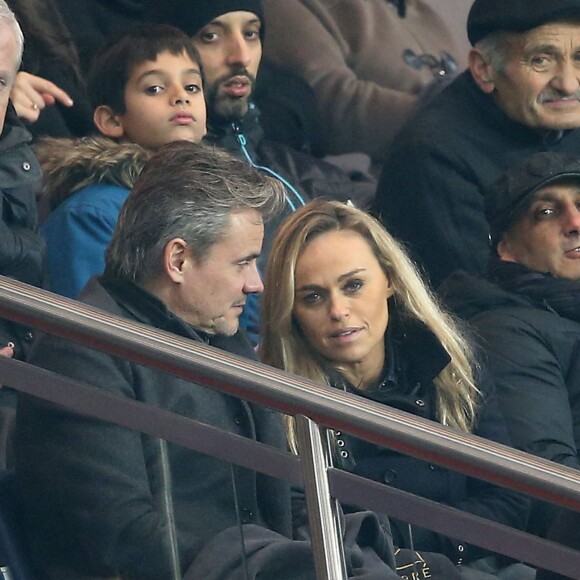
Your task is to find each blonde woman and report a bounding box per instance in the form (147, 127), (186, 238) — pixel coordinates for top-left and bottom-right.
(260, 199), (530, 575)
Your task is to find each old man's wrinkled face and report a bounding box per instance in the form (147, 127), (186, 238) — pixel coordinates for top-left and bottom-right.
(486, 23), (580, 130)
(498, 181), (580, 280)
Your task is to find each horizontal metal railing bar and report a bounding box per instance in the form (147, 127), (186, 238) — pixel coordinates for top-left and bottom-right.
(0, 357), (302, 485)
(5, 356), (580, 576)
(5, 356), (580, 575)
(330, 470), (580, 575)
(1, 277), (580, 511)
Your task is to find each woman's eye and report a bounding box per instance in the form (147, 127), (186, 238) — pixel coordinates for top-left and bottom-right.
(344, 279), (363, 293)
(302, 292), (322, 305)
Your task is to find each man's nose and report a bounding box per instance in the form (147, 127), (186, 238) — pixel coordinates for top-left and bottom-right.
(550, 61), (580, 95)
(244, 263), (264, 294)
(563, 204), (580, 234)
(226, 33), (251, 68)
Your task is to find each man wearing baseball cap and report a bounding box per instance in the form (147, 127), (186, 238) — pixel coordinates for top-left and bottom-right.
(442, 151), (580, 538)
(373, 0), (580, 289)
(144, 0), (372, 345)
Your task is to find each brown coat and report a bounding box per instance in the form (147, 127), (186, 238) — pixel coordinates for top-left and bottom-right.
(263, 0), (464, 163)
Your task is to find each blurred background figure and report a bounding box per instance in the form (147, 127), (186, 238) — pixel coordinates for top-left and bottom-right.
(262, 0), (470, 171)
(7, 0), (94, 138)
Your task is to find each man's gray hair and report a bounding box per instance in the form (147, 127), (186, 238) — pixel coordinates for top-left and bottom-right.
(475, 31), (513, 73)
(0, 0), (24, 67)
(106, 141), (286, 283)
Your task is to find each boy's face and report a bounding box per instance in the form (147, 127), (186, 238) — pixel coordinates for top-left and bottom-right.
(115, 50), (207, 149)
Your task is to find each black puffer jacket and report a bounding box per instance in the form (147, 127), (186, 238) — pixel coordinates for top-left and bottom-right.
(441, 262), (580, 534)
(0, 104), (45, 360)
(330, 313), (529, 566)
(442, 263), (580, 471)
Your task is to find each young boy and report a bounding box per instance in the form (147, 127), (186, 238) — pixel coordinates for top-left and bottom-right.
(38, 24), (206, 298)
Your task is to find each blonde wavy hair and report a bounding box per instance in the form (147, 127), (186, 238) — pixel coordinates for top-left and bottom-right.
(260, 200), (480, 441)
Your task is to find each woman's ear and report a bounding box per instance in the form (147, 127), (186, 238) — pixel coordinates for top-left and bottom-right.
(93, 105), (125, 139)
(468, 48), (496, 94)
(385, 277), (395, 299)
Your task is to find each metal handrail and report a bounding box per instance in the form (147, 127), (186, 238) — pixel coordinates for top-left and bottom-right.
(3, 354), (579, 575)
(1, 276), (580, 575)
(1, 277), (579, 509)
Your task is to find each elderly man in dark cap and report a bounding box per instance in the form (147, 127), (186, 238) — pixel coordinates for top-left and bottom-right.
(442, 151), (580, 539)
(373, 0), (580, 289)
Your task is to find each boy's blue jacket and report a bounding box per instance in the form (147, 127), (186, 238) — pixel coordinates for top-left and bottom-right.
(42, 183), (130, 298)
(36, 136), (151, 298)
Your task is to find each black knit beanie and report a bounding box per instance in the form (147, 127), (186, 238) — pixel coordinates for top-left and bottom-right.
(143, 0), (265, 41)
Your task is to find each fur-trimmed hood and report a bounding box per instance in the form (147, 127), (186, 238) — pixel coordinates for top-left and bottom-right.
(34, 136), (151, 210)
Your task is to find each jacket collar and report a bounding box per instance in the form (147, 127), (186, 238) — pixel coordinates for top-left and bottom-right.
(439, 269), (531, 320)
(487, 257), (580, 323)
(100, 270), (207, 342)
(382, 308), (451, 390)
(329, 306), (451, 393)
(204, 103), (264, 158)
(98, 270), (258, 359)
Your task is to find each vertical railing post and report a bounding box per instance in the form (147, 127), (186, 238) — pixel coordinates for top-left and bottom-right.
(295, 414), (347, 580)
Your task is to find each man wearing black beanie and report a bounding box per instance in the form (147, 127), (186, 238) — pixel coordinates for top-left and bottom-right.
(145, 0), (373, 345)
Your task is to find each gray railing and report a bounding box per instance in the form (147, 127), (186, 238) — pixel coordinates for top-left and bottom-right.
(1, 276), (580, 577)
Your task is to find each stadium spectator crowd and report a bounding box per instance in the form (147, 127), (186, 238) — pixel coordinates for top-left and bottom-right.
(0, 0), (578, 577)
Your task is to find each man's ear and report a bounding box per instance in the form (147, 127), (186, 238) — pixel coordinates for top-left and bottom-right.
(93, 105), (125, 139)
(497, 237), (517, 263)
(468, 48), (496, 94)
(164, 238), (190, 283)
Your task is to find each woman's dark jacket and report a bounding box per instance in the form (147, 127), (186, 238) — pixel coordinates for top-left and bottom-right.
(331, 313), (529, 565)
(441, 261), (580, 534)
